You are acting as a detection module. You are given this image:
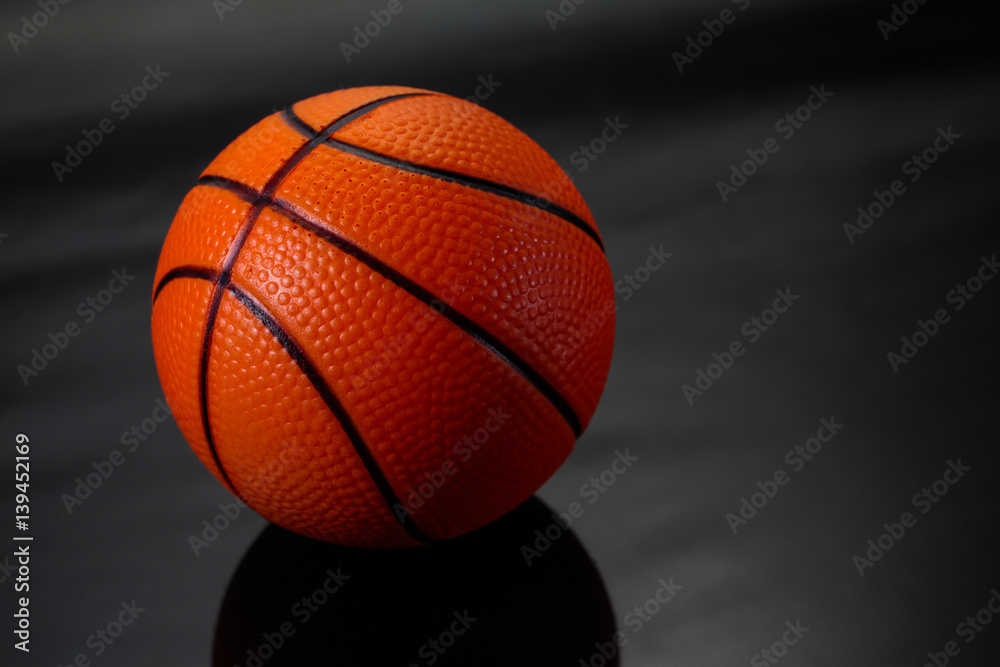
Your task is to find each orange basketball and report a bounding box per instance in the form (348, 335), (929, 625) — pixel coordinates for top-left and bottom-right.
(151, 86), (614, 548)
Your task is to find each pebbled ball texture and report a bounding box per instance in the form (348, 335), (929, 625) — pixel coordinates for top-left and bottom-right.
(151, 86), (615, 548)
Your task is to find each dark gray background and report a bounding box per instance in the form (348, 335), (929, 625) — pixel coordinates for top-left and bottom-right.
(1, 0), (997, 665)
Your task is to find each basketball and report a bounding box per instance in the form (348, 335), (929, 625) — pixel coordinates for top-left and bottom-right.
(151, 85), (614, 548)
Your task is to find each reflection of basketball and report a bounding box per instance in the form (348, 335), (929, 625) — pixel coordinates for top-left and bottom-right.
(213, 498), (620, 666)
(151, 86), (614, 548)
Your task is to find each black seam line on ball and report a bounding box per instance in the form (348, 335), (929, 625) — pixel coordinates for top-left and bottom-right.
(282, 100), (605, 253)
(225, 283), (433, 544)
(150, 267), (246, 503)
(153, 265), (219, 302)
(197, 175), (259, 203)
(190, 92), (437, 504)
(149, 179), (259, 303)
(282, 92), (433, 139)
(281, 106), (321, 138)
(280, 102), (603, 253)
(189, 168), (585, 437)
(151, 265), (240, 492)
(280, 104), (603, 253)
(268, 198), (585, 438)
(324, 136), (605, 253)
(152, 264), (432, 544)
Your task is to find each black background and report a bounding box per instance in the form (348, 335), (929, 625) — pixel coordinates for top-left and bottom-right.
(1, 0), (998, 665)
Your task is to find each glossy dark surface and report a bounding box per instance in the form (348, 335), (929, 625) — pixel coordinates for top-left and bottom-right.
(1, 1), (997, 665)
